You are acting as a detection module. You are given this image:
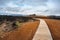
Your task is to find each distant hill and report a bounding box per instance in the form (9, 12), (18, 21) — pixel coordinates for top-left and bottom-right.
(9, 14), (25, 16)
(47, 15), (60, 19)
(0, 13), (25, 16)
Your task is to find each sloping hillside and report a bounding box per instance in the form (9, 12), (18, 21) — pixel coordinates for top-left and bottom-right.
(0, 20), (39, 40)
(45, 19), (60, 40)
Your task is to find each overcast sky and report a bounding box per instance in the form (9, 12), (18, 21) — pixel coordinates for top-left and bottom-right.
(0, 0), (60, 16)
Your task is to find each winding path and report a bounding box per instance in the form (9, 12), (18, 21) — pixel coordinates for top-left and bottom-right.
(32, 19), (53, 40)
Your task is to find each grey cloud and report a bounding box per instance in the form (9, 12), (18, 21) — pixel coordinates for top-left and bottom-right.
(0, 0), (11, 5)
(0, 0), (17, 7)
(23, 0), (48, 6)
(0, 0), (60, 15)
(0, 0), (48, 7)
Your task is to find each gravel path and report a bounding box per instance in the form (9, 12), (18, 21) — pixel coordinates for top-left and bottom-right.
(32, 19), (53, 40)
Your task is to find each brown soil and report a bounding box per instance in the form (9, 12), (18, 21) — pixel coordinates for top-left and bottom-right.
(44, 19), (60, 40)
(0, 20), (40, 40)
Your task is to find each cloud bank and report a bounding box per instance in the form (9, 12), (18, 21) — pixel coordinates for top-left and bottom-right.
(0, 0), (60, 16)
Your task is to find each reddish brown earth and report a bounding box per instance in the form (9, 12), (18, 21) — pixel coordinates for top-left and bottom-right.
(1, 18), (60, 40)
(44, 19), (60, 40)
(0, 20), (40, 40)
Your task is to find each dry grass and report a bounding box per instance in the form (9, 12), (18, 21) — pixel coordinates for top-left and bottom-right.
(44, 19), (60, 40)
(0, 20), (40, 40)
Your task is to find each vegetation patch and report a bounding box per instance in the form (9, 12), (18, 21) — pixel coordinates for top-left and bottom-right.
(0, 15), (35, 38)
